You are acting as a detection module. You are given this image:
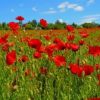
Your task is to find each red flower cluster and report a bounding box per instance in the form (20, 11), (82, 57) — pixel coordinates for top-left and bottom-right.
(40, 19), (48, 28)
(53, 38), (66, 50)
(8, 22), (20, 34)
(89, 46), (100, 56)
(16, 16), (24, 21)
(0, 34), (8, 45)
(45, 43), (56, 57)
(70, 64), (94, 77)
(70, 64), (83, 77)
(6, 50), (16, 65)
(80, 31), (89, 38)
(2, 43), (9, 52)
(66, 25), (74, 32)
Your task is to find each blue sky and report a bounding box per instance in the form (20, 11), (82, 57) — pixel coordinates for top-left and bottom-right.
(0, 0), (100, 24)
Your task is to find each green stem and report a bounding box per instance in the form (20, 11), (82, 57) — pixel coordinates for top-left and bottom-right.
(53, 77), (57, 100)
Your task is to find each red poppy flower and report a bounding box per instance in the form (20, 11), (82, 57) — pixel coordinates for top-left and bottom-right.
(70, 64), (79, 74)
(16, 16), (24, 21)
(6, 50), (16, 65)
(33, 51), (41, 59)
(79, 40), (84, 45)
(88, 46), (100, 57)
(66, 25), (74, 32)
(71, 43), (79, 52)
(40, 67), (47, 75)
(83, 65), (94, 76)
(8, 22), (20, 34)
(28, 39), (42, 50)
(70, 63), (83, 77)
(53, 55), (66, 67)
(80, 31), (89, 38)
(40, 19), (48, 28)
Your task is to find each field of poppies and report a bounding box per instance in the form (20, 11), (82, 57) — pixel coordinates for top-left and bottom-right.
(0, 17), (100, 100)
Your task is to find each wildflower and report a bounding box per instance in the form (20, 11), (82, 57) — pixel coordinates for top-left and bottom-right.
(71, 43), (79, 52)
(28, 39), (42, 49)
(40, 19), (48, 28)
(66, 25), (74, 32)
(16, 16), (24, 21)
(80, 31), (89, 38)
(53, 55), (66, 67)
(6, 50), (16, 65)
(33, 51), (41, 59)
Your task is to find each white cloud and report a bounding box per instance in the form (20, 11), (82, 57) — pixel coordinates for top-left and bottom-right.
(58, 2), (68, 9)
(43, 8), (57, 14)
(74, 6), (84, 11)
(32, 7), (37, 12)
(58, 19), (64, 23)
(10, 9), (15, 13)
(80, 14), (100, 24)
(58, 2), (84, 12)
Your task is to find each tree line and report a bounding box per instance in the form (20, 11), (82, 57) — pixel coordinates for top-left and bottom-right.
(0, 20), (100, 30)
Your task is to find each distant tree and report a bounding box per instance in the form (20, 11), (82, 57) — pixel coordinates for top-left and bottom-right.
(47, 23), (55, 29)
(31, 20), (37, 28)
(25, 23), (34, 30)
(0, 24), (3, 30)
(2, 22), (9, 30)
(72, 23), (78, 28)
(32, 20), (37, 26)
(82, 22), (99, 28)
(54, 20), (66, 29)
(55, 20), (61, 24)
